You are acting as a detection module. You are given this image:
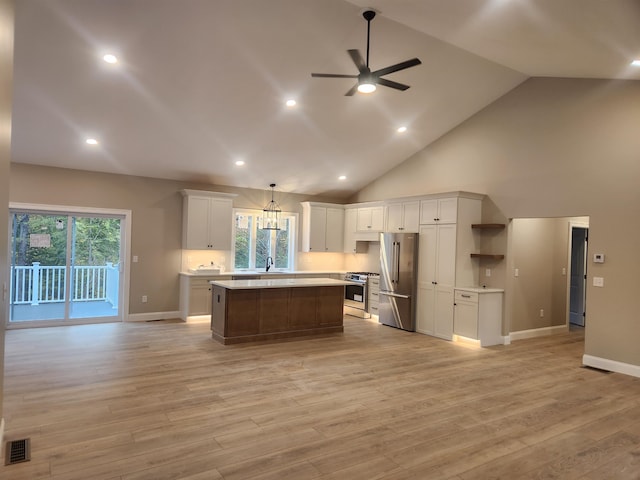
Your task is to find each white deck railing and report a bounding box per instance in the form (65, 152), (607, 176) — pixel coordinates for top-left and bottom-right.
(10, 262), (119, 306)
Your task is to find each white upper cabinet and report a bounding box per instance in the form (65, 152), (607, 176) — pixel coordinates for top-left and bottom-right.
(356, 205), (385, 232)
(386, 201), (420, 233)
(301, 202), (344, 253)
(343, 208), (358, 253)
(181, 190), (236, 250)
(420, 198), (458, 224)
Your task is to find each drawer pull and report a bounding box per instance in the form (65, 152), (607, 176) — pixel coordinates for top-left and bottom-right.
(461, 294), (472, 298)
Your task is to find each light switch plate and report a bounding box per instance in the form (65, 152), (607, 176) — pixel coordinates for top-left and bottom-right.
(593, 253), (605, 263)
(593, 276), (604, 287)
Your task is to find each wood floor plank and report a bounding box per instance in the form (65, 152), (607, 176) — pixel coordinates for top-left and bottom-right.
(3, 320), (640, 478)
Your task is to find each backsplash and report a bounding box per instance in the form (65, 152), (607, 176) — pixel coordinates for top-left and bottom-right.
(344, 243), (380, 273)
(181, 244), (380, 273)
(182, 250), (230, 273)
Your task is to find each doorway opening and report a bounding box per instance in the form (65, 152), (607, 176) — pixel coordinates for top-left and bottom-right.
(568, 222), (589, 327)
(7, 205), (131, 327)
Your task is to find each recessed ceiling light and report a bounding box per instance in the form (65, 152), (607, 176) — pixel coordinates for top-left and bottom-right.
(86, 138), (99, 145)
(631, 59), (640, 67)
(235, 160), (245, 166)
(102, 53), (118, 64)
(338, 175), (347, 181)
(286, 99), (297, 107)
(397, 126), (407, 133)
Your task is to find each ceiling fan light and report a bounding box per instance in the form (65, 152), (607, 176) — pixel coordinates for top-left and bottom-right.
(357, 82), (376, 94)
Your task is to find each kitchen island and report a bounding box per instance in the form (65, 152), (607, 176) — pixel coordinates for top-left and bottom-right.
(209, 278), (354, 344)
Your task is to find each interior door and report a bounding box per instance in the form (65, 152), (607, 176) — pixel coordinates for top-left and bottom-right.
(569, 227), (588, 326)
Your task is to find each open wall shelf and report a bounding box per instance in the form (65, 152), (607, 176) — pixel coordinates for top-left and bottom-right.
(470, 253), (505, 260)
(471, 223), (506, 229)
(471, 224), (506, 260)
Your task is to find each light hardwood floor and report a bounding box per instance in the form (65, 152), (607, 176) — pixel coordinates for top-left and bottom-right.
(3, 318), (640, 479)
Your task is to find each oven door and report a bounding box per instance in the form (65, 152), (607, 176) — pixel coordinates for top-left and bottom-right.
(345, 282), (366, 309)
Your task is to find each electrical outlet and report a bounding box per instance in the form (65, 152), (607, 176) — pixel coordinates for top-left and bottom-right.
(540, 309), (544, 317)
(133, 255), (139, 263)
(514, 268), (519, 277)
(142, 295), (148, 303)
(562, 267), (566, 276)
(485, 268), (491, 277)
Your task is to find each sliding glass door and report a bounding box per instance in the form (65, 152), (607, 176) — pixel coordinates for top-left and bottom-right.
(9, 210), (124, 325)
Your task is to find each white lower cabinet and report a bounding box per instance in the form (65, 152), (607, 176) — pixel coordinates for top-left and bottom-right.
(368, 276), (380, 317)
(180, 275), (232, 320)
(453, 289), (504, 346)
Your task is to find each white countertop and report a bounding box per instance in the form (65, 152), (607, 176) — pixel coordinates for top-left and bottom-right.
(456, 286), (504, 293)
(180, 270), (345, 277)
(210, 278), (356, 290)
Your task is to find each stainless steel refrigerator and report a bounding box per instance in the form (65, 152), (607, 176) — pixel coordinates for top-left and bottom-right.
(379, 232), (419, 331)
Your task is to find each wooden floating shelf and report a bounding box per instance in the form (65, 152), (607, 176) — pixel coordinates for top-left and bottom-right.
(471, 223), (506, 229)
(470, 253), (505, 260)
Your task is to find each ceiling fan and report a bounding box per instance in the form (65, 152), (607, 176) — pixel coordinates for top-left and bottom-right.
(311, 10), (421, 96)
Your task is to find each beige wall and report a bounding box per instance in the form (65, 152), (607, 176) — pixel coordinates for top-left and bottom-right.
(507, 217), (573, 333)
(351, 77), (640, 367)
(0, 0), (14, 439)
(9, 164), (346, 315)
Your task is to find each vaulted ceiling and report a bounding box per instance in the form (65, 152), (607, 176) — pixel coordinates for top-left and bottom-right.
(11, 0), (640, 198)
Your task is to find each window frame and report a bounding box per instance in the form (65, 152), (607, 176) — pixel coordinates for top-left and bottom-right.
(232, 208), (297, 272)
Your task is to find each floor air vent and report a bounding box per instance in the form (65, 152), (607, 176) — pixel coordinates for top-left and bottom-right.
(5, 438), (31, 465)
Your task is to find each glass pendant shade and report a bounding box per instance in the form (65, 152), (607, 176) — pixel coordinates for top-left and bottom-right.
(262, 183), (281, 230)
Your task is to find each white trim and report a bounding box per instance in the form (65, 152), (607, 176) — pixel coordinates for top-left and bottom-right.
(6, 317), (120, 329)
(508, 324), (568, 341)
(127, 311), (182, 322)
(0, 418), (4, 458)
(583, 354), (640, 378)
(180, 189), (237, 199)
(7, 203), (131, 326)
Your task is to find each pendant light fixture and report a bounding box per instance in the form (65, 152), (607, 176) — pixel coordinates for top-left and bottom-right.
(262, 183), (281, 230)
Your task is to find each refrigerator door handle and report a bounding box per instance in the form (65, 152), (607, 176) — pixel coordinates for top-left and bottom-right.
(395, 242), (401, 284)
(390, 242), (397, 284)
(380, 291), (410, 300)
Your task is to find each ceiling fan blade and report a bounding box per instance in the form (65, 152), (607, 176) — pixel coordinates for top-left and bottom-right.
(376, 77), (410, 91)
(311, 73), (358, 78)
(345, 84), (359, 96)
(347, 49), (368, 73)
(372, 58), (422, 78)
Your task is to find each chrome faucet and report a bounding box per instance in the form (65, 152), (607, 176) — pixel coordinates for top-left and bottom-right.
(266, 256), (273, 272)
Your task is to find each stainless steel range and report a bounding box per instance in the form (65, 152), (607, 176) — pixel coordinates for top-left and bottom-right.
(343, 272), (379, 318)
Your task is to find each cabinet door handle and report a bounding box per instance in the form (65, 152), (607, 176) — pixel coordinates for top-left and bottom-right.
(461, 294), (471, 298)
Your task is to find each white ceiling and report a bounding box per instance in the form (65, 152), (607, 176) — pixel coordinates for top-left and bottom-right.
(11, 0), (640, 198)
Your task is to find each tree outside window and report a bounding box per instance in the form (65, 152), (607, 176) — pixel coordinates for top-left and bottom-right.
(233, 210), (295, 270)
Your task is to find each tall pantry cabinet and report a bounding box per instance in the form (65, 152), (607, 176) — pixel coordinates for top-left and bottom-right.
(416, 193), (482, 339)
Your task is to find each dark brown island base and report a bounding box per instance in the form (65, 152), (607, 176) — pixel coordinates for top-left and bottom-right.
(209, 278), (356, 344)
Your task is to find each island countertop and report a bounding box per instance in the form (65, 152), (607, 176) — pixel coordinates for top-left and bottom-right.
(209, 278), (356, 290)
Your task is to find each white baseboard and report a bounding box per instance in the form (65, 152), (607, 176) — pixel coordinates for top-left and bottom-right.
(508, 324), (568, 342)
(126, 311), (182, 322)
(0, 417), (4, 458)
(583, 354), (640, 378)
